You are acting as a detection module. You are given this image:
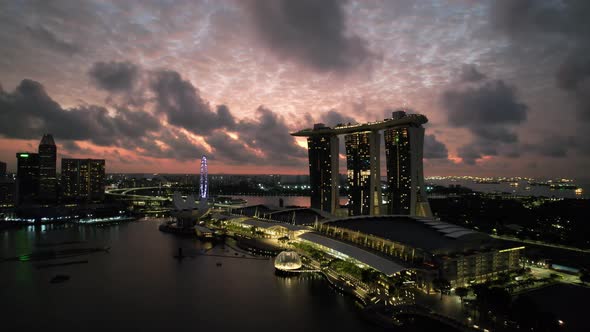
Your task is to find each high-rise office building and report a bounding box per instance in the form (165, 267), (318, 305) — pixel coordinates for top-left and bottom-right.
(38, 134), (57, 203)
(0, 160), (14, 207)
(0, 181), (15, 207)
(0, 161), (6, 178)
(384, 111), (431, 217)
(307, 124), (339, 214)
(345, 131), (381, 216)
(62, 159), (106, 203)
(16, 152), (39, 205)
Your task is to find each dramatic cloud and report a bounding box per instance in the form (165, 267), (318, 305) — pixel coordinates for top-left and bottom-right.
(2, 1), (590, 175)
(444, 80), (527, 131)
(88, 61), (140, 92)
(491, 0), (590, 121)
(0, 79), (160, 147)
(26, 25), (81, 55)
(321, 110), (357, 126)
(247, 0), (374, 72)
(458, 64), (486, 83)
(491, 0), (590, 38)
(556, 50), (590, 121)
(236, 106), (307, 166)
(424, 134), (448, 159)
(442, 68), (528, 164)
(150, 70), (235, 134)
(1, 61), (308, 167)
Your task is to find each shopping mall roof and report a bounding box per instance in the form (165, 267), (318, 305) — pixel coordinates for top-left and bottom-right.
(298, 232), (407, 276)
(323, 215), (492, 254)
(241, 219), (310, 232)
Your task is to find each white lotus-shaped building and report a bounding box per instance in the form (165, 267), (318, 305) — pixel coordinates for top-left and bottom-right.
(274, 251), (303, 271)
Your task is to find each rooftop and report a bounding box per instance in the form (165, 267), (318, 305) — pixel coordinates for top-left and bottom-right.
(298, 232), (407, 275)
(241, 219), (310, 232)
(324, 215), (492, 254)
(291, 113), (428, 137)
(40, 134), (55, 146)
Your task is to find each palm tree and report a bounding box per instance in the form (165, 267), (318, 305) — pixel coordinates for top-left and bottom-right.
(455, 287), (469, 308)
(432, 278), (451, 300)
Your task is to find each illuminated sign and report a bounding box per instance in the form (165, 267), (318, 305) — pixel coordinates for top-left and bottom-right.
(19, 153), (29, 158)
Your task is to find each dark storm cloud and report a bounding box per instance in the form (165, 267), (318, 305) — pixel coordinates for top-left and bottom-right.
(321, 110), (357, 126)
(84, 61), (307, 165)
(153, 130), (204, 161)
(442, 68), (528, 164)
(88, 61), (140, 92)
(491, 0), (590, 121)
(0, 79), (160, 146)
(25, 25), (81, 55)
(150, 70), (235, 134)
(491, 0), (590, 38)
(424, 134), (448, 159)
(236, 106), (307, 166)
(2, 61), (308, 166)
(458, 64), (486, 83)
(207, 131), (258, 164)
(443, 80), (527, 130)
(556, 49), (590, 120)
(456, 145), (481, 165)
(247, 0), (374, 72)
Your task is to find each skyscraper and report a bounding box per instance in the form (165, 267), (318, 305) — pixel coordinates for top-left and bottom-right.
(292, 109), (429, 217)
(61, 159), (106, 203)
(0, 160), (14, 207)
(0, 160), (6, 177)
(16, 152), (39, 205)
(307, 124), (339, 214)
(384, 111), (431, 217)
(345, 131), (381, 216)
(38, 134), (57, 203)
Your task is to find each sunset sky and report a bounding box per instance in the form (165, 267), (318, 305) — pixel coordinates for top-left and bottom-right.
(1, 0), (589, 178)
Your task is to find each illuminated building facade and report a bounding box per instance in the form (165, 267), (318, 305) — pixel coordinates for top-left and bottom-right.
(317, 216), (524, 287)
(345, 132), (381, 216)
(292, 110), (428, 217)
(16, 152), (39, 205)
(307, 124), (339, 214)
(384, 111), (431, 217)
(61, 159), (106, 203)
(38, 134), (57, 204)
(0, 160), (14, 207)
(0, 181), (15, 207)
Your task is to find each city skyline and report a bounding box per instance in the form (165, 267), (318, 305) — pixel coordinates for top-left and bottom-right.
(1, 1), (589, 178)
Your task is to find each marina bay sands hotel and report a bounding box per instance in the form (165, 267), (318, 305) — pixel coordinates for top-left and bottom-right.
(291, 110), (432, 218)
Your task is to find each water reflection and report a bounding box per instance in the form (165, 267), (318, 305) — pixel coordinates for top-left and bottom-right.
(0, 220), (442, 332)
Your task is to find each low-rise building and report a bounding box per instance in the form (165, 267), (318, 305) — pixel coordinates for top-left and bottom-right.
(316, 215), (524, 286)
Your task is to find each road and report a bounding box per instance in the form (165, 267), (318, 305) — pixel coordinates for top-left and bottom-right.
(491, 234), (590, 253)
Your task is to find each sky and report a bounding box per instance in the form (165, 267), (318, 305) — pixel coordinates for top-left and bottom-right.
(0, 0), (589, 178)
